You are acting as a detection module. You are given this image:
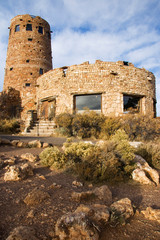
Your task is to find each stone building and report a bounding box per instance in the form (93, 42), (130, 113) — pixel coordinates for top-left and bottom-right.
(36, 60), (156, 119)
(3, 14), (156, 130)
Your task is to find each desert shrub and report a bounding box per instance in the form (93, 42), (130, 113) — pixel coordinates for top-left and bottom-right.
(55, 113), (73, 136)
(68, 137), (136, 182)
(72, 111), (105, 138)
(99, 117), (121, 139)
(120, 114), (160, 141)
(40, 138), (136, 182)
(75, 142), (123, 182)
(63, 141), (98, 163)
(0, 118), (20, 133)
(136, 143), (160, 169)
(111, 129), (135, 163)
(39, 147), (65, 169)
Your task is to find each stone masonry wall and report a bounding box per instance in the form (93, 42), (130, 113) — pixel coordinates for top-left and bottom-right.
(36, 60), (156, 117)
(3, 14), (52, 119)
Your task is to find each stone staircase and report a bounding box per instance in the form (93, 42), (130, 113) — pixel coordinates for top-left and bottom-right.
(23, 120), (56, 136)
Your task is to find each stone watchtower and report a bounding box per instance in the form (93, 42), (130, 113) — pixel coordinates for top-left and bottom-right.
(3, 14), (52, 119)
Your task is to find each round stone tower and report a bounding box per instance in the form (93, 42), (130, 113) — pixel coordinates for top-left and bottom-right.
(3, 14), (52, 119)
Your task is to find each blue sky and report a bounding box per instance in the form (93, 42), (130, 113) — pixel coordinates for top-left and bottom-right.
(0, 0), (160, 115)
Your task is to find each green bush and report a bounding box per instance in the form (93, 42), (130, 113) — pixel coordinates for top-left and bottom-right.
(120, 114), (160, 141)
(55, 113), (73, 136)
(136, 143), (160, 169)
(0, 118), (20, 133)
(39, 147), (65, 169)
(75, 143), (122, 182)
(100, 117), (121, 139)
(63, 141), (98, 163)
(72, 111), (105, 138)
(111, 129), (135, 164)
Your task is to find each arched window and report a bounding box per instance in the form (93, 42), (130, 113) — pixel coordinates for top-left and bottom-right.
(15, 25), (20, 32)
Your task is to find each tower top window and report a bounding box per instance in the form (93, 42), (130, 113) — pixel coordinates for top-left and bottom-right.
(26, 24), (32, 31)
(15, 25), (20, 32)
(38, 26), (43, 34)
(39, 68), (43, 75)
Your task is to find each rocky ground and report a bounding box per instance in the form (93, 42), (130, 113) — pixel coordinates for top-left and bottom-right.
(0, 140), (160, 239)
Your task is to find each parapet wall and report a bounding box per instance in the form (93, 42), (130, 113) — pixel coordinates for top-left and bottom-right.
(36, 60), (156, 118)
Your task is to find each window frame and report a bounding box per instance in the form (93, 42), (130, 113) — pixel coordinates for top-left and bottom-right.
(74, 93), (102, 113)
(123, 94), (142, 114)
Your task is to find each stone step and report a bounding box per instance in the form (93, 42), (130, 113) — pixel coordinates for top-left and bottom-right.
(22, 120), (56, 136)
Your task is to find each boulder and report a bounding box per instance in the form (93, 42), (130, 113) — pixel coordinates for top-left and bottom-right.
(4, 165), (23, 181)
(17, 141), (28, 148)
(28, 140), (42, 148)
(11, 140), (20, 146)
(71, 185), (112, 205)
(24, 188), (50, 205)
(71, 191), (95, 202)
(72, 180), (83, 187)
(4, 163), (33, 181)
(141, 207), (160, 223)
(1, 138), (11, 145)
(93, 185), (112, 205)
(6, 226), (38, 240)
(21, 163), (34, 177)
(110, 198), (134, 224)
(132, 168), (153, 185)
(42, 142), (50, 148)
(133, 155), (159, 185)
(21, 153), (38, 162)
(55, 212), (99, 240)
(75, 204), (110, 226)
(4, 158), (16, 166)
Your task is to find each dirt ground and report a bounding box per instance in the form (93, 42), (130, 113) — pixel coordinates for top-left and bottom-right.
(0, 145), (160, 240)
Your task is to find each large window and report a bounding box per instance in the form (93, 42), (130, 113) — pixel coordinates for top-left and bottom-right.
(123, 94), (141, 113)
(26, 24), (32, 31)
(74, 94), (101, 113)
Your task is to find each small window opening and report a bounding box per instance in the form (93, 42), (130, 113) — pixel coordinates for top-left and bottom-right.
(39, 68), (43, 75)
(26, 24), (32, 31)
(63, 69), (68, 77)
(25, 83), (31, 87)
(30, 73), (33, 75)
(123, 94), (141, 113)
(74, 94), (102, 113)
(26, 59), (30, 63)
(123, 61), (129, 66)
(15, 25), (20, 32)
(28, 38), (32, 41)
(20, 19), (23, 21)
(153, 99), (156, 118)
(47, 31), (51, 39)
(10, 67), (13, 71)
(38, 26), (43, 34)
